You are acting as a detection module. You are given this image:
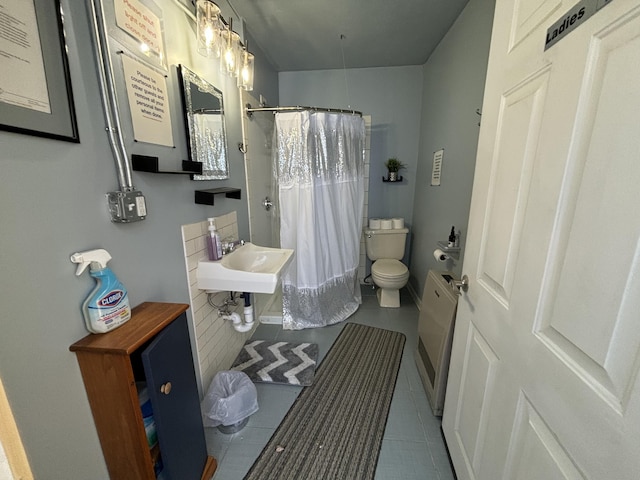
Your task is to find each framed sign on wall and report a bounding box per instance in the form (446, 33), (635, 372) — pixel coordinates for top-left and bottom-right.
(0, 0), (79, 143)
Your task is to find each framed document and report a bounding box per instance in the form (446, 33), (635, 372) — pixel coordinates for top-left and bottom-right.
(0, 0), (79, 142)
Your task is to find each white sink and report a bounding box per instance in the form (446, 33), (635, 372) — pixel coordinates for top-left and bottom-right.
(197, 243), (294, 294)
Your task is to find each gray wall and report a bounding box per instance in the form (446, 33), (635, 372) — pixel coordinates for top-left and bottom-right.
(279, 67), (423, 225)
(409, 0), (495, 296)
(0, 0), (276, 477)
(245, 30), (279, 105)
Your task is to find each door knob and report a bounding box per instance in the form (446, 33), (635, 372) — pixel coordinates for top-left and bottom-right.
(454, 275), (469, 293)
(262, 197), (273, 211)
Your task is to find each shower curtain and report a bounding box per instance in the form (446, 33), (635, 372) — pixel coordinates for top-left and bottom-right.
(274, 111), (366, 330)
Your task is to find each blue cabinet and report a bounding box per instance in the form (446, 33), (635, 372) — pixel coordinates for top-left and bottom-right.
(142, 314), (207, 479)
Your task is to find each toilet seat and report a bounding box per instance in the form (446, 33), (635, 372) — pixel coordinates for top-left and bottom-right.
(372, 259), (408, 279)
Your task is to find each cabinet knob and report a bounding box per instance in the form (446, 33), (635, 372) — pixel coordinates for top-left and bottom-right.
(161, 382), (172, 395)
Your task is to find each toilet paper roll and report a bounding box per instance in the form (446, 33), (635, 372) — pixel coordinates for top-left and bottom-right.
(433, 248), (449, 262)
(391, 217), (404, 229)
(380, 219), (393, 230)
(369, 218), (381, 229)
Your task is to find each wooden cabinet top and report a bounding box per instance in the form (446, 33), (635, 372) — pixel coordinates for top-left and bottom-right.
(69, 302), (189, 355)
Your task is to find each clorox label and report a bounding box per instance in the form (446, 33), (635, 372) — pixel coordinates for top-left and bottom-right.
(87, 289), (131, 334)
(99, 290), (124, 307)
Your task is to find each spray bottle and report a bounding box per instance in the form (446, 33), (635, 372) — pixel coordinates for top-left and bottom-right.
(70, 249), (131, 334)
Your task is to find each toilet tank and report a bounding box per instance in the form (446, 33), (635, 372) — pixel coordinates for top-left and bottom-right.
(364, 228), (409, 260)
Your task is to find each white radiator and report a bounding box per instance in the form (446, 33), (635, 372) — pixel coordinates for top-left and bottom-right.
(415, 270), (459, 416)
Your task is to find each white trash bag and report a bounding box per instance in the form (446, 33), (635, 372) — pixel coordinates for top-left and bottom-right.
(202, 371), (258, 429)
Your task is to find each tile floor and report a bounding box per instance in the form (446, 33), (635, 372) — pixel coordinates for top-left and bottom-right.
(205, 287), (456, 480)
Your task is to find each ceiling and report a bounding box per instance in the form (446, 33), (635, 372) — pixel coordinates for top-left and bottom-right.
(226, 0), (470, 71)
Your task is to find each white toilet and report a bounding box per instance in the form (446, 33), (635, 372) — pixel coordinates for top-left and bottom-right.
(364, 227), (410, 308)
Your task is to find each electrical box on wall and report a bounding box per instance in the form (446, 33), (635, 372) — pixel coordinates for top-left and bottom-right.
(107, 191), (147, 223)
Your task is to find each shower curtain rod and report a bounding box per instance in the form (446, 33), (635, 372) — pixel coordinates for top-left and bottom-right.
(245, 103), (362, 118)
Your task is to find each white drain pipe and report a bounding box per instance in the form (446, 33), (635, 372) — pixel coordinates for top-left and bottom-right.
(211, 292), (255, 332)
(222, 312), (254, 333)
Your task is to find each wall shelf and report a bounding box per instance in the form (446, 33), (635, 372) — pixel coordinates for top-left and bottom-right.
(195, 187), (242, 205)
(437, 241), (460, 260)
(132, 154), (203, 175)
(436, 241), (460, 253)
(382, 176), (404, 182)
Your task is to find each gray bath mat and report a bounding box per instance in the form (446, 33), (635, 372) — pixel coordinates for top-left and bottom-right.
(231, 340), (319, 386)
(244, 323), (406, 479)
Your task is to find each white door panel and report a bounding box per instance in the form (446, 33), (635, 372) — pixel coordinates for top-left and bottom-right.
(503, 393), (585, 480)
(454, 322), (499, 474)
(443, 1), (640, 479)
(478, 65), (550, 305)
(535, 14), (640, 409)
(509, 0), (563, 50)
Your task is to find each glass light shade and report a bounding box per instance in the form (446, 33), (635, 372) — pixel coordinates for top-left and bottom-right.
(221, 30), (241, 76)
(237, 51), (254, 91)
(196, 0), (222, 58)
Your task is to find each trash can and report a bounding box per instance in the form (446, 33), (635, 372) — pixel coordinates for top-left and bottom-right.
(202, 371), (258, 434)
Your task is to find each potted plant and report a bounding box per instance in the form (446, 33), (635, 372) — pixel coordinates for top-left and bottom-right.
(385, 158), (405, 181)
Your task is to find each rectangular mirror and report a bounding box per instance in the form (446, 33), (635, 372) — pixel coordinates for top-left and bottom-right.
(178, 65), (229, 180)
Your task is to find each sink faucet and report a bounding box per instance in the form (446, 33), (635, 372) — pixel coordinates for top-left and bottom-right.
(222, 239), (245, 255)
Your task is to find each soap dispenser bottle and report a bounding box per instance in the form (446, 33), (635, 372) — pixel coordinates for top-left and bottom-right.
(207, 218), (222, 261)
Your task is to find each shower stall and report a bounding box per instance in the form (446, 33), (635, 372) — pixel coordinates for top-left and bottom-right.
(240, 93), (371, 328)
(240, 92), (279, 322)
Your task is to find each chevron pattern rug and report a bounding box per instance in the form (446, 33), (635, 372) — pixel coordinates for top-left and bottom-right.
(231, 340), (319, 386)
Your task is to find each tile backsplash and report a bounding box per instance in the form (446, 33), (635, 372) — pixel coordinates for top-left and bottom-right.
(181, 211), (253, 393)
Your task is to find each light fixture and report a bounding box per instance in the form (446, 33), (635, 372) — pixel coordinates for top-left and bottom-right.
(237, 46), (254, 91)
(194, 3), (255, 88)
(220, 19), (241, 77)
(196, 0), (222, 58)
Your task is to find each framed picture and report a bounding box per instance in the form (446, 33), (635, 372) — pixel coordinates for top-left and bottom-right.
(0, 0), (79, 143)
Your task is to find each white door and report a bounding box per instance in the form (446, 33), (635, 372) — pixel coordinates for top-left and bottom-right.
(241, 91), (275, 247)
(443, 1), (640, 479)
